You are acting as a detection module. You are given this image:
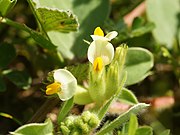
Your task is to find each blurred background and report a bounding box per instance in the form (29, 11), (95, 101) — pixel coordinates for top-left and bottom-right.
(0, 0), (179, 134)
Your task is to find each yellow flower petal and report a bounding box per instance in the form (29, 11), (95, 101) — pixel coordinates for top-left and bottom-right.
(94, 27), (104, 37)
(93, 57), (103, 72)
(46, 82), (61, 95)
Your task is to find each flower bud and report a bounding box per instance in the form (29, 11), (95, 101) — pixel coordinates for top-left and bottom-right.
(74, 117), (90, 134)
(64, 116), (75, 130)
(88, 114), (100, 128)
(89, 65), (106, 105)
(105, 61), (119, 99)
(81, 111), (91, 123)
(60, 125), (70, 135)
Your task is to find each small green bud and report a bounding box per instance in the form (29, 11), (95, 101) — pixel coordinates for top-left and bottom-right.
(74, 116), (91, 134)
(60, 125), (70, 135)
(81, 123), (90, 134)
(115, 45), (128, 73)
(71, 131), (81, 135)
(81, 111), (91, 123)
(74, 117), (84, 129)
(64, 116), (75, 129)
(88, 114), (100, 128)
(104, 44), (128, 99)
(105, 61), (119, 99)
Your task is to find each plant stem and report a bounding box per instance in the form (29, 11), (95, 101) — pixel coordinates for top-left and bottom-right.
(57, 97), (74, 124)
(26, 0), (51, 41)
(27, 97), (60, 123)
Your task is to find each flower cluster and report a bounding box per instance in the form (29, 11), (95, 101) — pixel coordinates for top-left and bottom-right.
(45, 27), (127, 107)
(60, 111), (100, 135)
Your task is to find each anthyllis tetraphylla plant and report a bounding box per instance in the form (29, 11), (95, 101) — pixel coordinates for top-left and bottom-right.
(45, 27), (128, 107)
(74, 27), (128, 106)
(10, 27), (150, 135)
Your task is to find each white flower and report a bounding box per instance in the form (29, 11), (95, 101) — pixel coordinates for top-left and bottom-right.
(87, 40), (114, 71)
(46, 69), (77, 101)
(90, 27), (118, 41)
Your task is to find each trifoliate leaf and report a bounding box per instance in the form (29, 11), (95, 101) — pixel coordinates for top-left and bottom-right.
(36, 7), (79, 32)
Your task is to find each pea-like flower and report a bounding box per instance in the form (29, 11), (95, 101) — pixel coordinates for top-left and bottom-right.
(87, 40), (114, 72)
(91, 27), (118, 41)
(46, 69), (77, 101)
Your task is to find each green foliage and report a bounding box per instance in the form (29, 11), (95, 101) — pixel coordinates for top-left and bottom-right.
(96, 103), (149, 135)
(128, 114), (138, 135)
(119, 88), (139, 105)
(0, 43), (16, 69)
(0, 0), (178, 134)
(10, 119), (53, 135)
(125, 47), (154, 86)
(1, 18), (57, 50)
(104, 17), (155, 44)
(3, 70), (32, 89)
(159, 129), (170, 135)
(36, 8), (78, 32)
(58, 97), (74, 123)
(146, 0), (180, 48)
(34, 0), (110, 59)
(118, 115), (153, 135)
(131, 17), (155, 38)
(0, 0), (17, 16)
(135, 126), (153, 135)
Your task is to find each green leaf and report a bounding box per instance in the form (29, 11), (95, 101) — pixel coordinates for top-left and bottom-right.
(159, 130), (170, 135)
(34, 0), (110, 59)
(128, 114), (138, 135)
(131, 17), (155, 38)
(0, 76), (6, 92)
(1, 18), (57, 50)
(135, 126), (153, 135)
(0, 0), (17, 16)
(10, 119), (53, 135)
(125, 47), (154, 86)
(0, 43), (16, 69)
(36, 7), (79, 32)
(3, 70), (32, 89)
(121, 123), (129, 135)
(146, 0), (180, 48)
(57, 97), (74, 123)
(26, 26), (57, 50)
(96, 103), (150, 135)
(132, 17), (145, 30)
(131, 23), (155, 38)
(98, 96), (114, 120)
(119, 88), (138, 105)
